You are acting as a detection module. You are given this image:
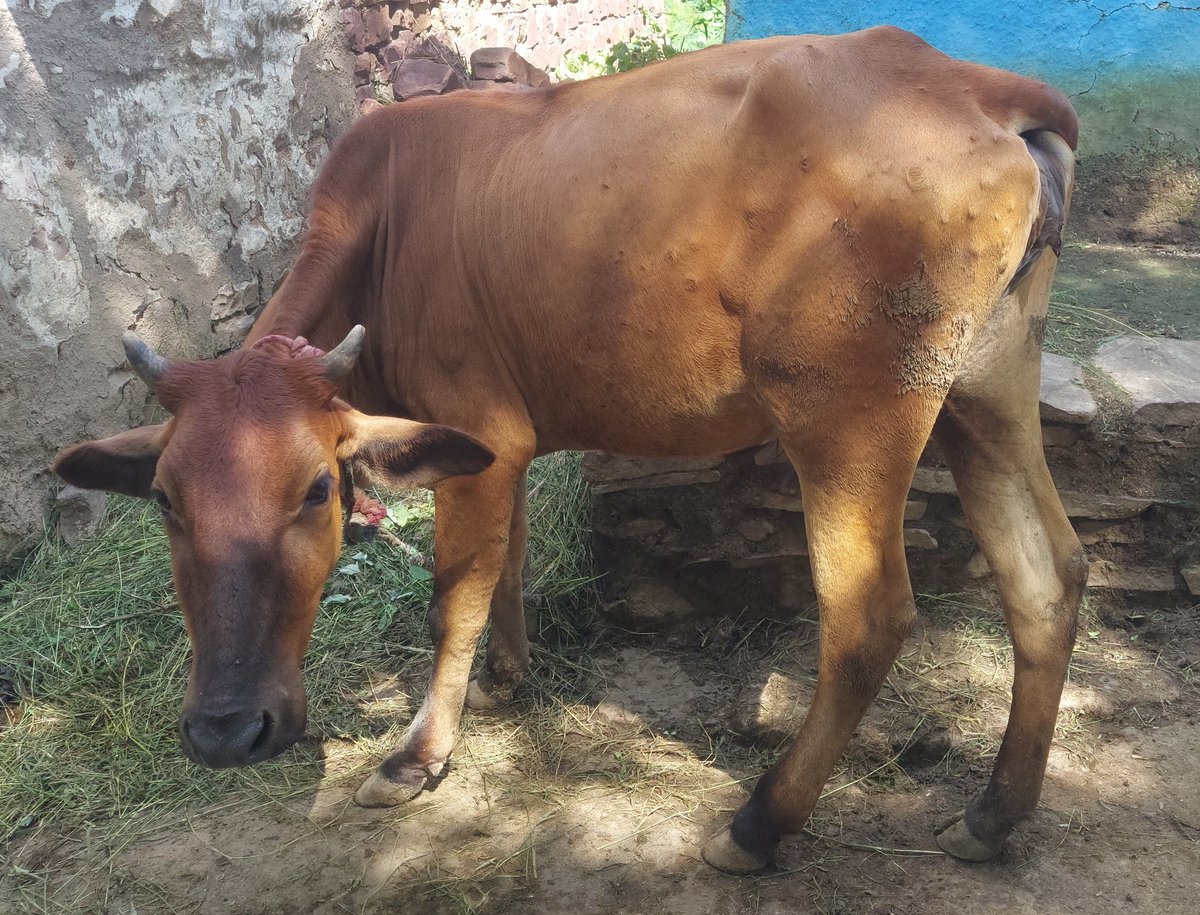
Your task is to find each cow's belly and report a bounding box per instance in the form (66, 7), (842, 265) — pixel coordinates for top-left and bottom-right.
(532, 380), (774, 458)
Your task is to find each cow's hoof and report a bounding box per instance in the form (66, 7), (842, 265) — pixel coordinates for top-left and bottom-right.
(353, 765), (435, 808)
(701, 828), (770, 875)
(465, 677), (512, 711)
(935, 816), (1003, 862)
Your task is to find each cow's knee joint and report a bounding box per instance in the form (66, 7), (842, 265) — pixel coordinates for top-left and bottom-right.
(827, 601), (914, 692)
(1064, 546), (1088, 594)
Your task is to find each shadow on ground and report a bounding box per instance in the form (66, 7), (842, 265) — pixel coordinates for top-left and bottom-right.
(4, 587), (1198, 915)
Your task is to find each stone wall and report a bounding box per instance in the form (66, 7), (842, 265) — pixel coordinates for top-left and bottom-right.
(342, 0), (664, 92)
(586, 340), (1200, 628)
(422, 0), (663, 72)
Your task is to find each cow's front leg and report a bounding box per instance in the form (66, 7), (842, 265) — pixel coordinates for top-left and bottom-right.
(355, 456), (526, 806)
(466, 471), (530, 711)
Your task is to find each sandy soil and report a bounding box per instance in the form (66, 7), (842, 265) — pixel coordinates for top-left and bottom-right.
(4, 591), (1198, 915)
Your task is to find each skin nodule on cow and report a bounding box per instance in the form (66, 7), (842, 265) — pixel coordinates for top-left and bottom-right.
(53, 26), (1083, 875)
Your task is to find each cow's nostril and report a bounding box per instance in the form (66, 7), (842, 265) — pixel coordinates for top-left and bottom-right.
(250, 710), (273, 757)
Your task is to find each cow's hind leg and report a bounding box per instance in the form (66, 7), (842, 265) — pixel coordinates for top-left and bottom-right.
(465, 472), (530, 710)
(934, 255), (1086, 861)
(704, 393), (942, 873)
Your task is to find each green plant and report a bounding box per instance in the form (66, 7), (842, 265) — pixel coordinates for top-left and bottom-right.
(562, 21), (677, 78)
(560, 1), (726, 78)
(666, 0), (726, 52)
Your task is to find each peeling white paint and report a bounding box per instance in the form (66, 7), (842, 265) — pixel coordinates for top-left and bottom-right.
(0, 0), (352, 560)
(0, 150), (91, 345)
(237, 223), (270, 257)
(29, 0), (72, 19)
(83, 1), (328, 272)
(0, 50), (20, 87)
(148, 0), (182, 16)
(102, 0), (140, 26)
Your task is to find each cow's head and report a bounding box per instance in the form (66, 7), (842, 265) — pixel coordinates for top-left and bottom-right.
(52, 328), (493, 768)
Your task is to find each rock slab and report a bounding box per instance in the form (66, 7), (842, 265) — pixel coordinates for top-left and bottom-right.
(1087, 561), (1177, 592)
(602, 578), (698, 629)
(1040, 352), (1098, 424)
(583, 453), (724, 494)
(1095, 336), (1200, 426)
(391, 58), (463, 100)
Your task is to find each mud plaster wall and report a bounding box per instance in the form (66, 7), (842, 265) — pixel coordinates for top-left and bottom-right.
(0, 0), (358, 563)
(726, 1), (1200, 160)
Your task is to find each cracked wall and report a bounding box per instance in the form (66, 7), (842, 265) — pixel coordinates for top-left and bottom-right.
(0, 1), (357, 563)
(726, 1), (1200, 159)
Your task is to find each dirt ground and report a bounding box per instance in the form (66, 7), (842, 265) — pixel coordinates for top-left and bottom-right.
(1054, 243), (1200, 348)
(4, 587), (1199, 915)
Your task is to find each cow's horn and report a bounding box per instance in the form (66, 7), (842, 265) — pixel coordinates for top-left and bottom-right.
(320, 324), (365, 382)
(122, 332), (170, 389)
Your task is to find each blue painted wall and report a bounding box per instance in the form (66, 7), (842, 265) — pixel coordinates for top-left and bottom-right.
(726, 0), (1200, 157)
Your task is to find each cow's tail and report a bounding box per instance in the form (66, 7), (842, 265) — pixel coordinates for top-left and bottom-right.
(987, 78), (1077, 292)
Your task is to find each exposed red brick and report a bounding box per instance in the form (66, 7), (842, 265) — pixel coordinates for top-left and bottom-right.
(466, 78), (528, 92)
(360, 4), (393, 49)
(409, 34), (454, 59)
(391, 58), (463, 101)
(380, 32), (416, 75)
(340, 7), (366, 52)
(353, 52), (375, 82)
(469, 47), (550, 88)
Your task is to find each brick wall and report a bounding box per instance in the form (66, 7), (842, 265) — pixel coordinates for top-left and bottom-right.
(343, 0), (666, 81)
(436, 0), (665, 71)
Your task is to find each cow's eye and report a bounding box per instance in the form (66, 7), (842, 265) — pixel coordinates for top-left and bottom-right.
(305, 474), (333, 508)
(151, 489), (172, 514)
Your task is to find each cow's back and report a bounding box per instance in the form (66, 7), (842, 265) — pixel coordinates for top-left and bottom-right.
(260, 27), (1075, 456)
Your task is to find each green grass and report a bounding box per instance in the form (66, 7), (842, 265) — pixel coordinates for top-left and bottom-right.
(0, 454), (598, 846)
(664, 0), (725, 52)
(1045, 287), (1158, 362)
(1046, 241), (1200, 360)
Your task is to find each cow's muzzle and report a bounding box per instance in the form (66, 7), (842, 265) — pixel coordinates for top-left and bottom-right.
(180, 707), (284, 768)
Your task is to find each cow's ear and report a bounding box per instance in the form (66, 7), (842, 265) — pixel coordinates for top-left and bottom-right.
(337, 410), (495, 491)
(52, 424), (168, 499)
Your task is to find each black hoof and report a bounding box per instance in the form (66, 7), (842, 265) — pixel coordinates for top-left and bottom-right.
(701, 828), (771, 874)
(936, 815), (1005, 862)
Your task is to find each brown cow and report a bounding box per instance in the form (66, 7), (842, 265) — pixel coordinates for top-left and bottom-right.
(53, 27), (1084, 873)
